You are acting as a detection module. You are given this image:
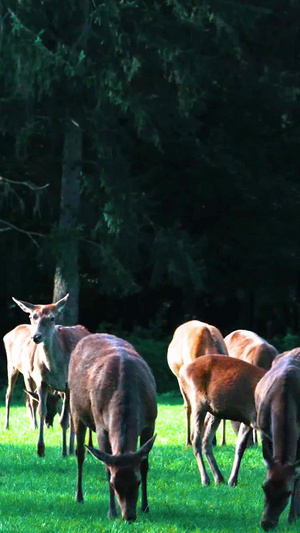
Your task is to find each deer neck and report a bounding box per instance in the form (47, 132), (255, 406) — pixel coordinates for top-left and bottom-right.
(109, 402), (140, 456)
(39, 331), (67, 390)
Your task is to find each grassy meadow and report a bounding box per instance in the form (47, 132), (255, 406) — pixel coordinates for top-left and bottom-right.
(0, 391), (298, 533)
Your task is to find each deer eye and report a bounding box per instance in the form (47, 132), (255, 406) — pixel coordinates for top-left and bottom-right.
(50, 316), (55, 322)
(32, 313), (38, 320)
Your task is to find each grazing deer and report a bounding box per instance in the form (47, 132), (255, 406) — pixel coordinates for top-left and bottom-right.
(225, 329), (278, 369)
(3, 324), (61, 431)
(225, 329), (278, 443)
(167, 320), (228, 446)
(68, 333), (157, 522)
(255, 348), (300, 531)
(179, 355), (266, 486)
(11, 294), (90, 457)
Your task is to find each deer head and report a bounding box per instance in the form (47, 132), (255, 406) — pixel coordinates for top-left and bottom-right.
(12, 294), (69, 344)
(261, 439), (300, 530)
(86, 435), (156, 522)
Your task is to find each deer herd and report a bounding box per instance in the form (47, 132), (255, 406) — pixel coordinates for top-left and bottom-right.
(2, 295), (300, 529)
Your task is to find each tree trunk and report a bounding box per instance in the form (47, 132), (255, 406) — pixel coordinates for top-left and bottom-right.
(53, 118), (82, 325)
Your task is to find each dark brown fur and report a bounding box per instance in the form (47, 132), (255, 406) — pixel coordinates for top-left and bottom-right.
(167, 320), (228, 446)
(12, 294), (90, 456)
(179, 355), (266, 486)
(68, 333), (157, 522)
(255, 348), (300, 530)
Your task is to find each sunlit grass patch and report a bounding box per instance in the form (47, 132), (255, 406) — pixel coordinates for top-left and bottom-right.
(0, 394), (298, 532)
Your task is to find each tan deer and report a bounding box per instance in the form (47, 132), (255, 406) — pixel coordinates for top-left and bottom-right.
(167, 320), (228, 446)
(179, 354), (266, 486)
(225, 329), (278, 444)
(11, 294), (90, 456)
(3, 324), (62, 431)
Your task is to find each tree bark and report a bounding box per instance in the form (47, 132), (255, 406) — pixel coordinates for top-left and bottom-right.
(53, 117), (82, 325)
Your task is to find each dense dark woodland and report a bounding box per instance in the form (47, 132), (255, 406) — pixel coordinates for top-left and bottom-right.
(1, 1), (300, 391)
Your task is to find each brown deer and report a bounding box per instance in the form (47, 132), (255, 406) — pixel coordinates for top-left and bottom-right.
(167, 320), (228, 446)
(225, 329), (278, 369)
(3, 324), (61, 431)
(255, 348), (300, 531)
(68, 333), (157, 522)
(179, 355), (266, 486)
(225, 329), (278, 443)
(11, 294), (90, 457)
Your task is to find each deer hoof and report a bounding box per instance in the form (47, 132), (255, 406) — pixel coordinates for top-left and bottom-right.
(37, 444), (45, 457)
(228, 478), (237, 487)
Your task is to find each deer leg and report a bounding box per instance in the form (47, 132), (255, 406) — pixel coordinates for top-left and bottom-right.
(4, 368), (19, 430)
(192, 408), (210, 485)
(68, 411), (76, 455)
(37, 382), (48, 457)
(96, 429), (117, 519)
(288, 477), (300, 523)
(140, 426), (155, 513)
(202, 414), (224, 484)
(24, 377), (38, 430)
(253, 429), (258, 444)
(228, 423), (252, 487)
(75, 419), (87, 503)
(88, 429), (93, 447)
(288, 441), (300, 523)
(178, 380), (191, 447)
(59, 391), (70, 457)
(220, 419), (226, 445)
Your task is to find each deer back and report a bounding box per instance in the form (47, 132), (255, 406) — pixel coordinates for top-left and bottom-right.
(3, 324), (37, 375)
(167, 320), (228, 377)
(69, 333), (157, 453)
(180, 355), (266, 424)
(225, 329), (278, 369)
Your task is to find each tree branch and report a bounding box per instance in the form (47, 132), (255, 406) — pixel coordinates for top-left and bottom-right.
(0, 219), (44, 247)
(0, 176), (49, 191)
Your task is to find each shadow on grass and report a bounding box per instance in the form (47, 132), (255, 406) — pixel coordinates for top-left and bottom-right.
(0, 440), (295, 533)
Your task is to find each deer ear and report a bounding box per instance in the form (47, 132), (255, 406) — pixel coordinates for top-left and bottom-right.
(55, 294), (69, 314)
(24, 390), (39, 402)
(85, 445), (116, 466)
(138, 434), (157, 460)
(12, 297), (35, 314)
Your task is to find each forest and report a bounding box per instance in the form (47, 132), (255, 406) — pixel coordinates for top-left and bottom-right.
(1, 0), (300, 390)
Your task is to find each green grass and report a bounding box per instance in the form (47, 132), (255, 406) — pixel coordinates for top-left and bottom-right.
(0, 393), (298, 533)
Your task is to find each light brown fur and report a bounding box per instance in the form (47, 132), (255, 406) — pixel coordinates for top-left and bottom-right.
(225, 329), (278, 443)
(3, 324), (61, 430)
(179, 355), (266, 486)
(225, 329), (278, 369)
(12, 294), (90, 456)
(167, 320), (228, 445)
